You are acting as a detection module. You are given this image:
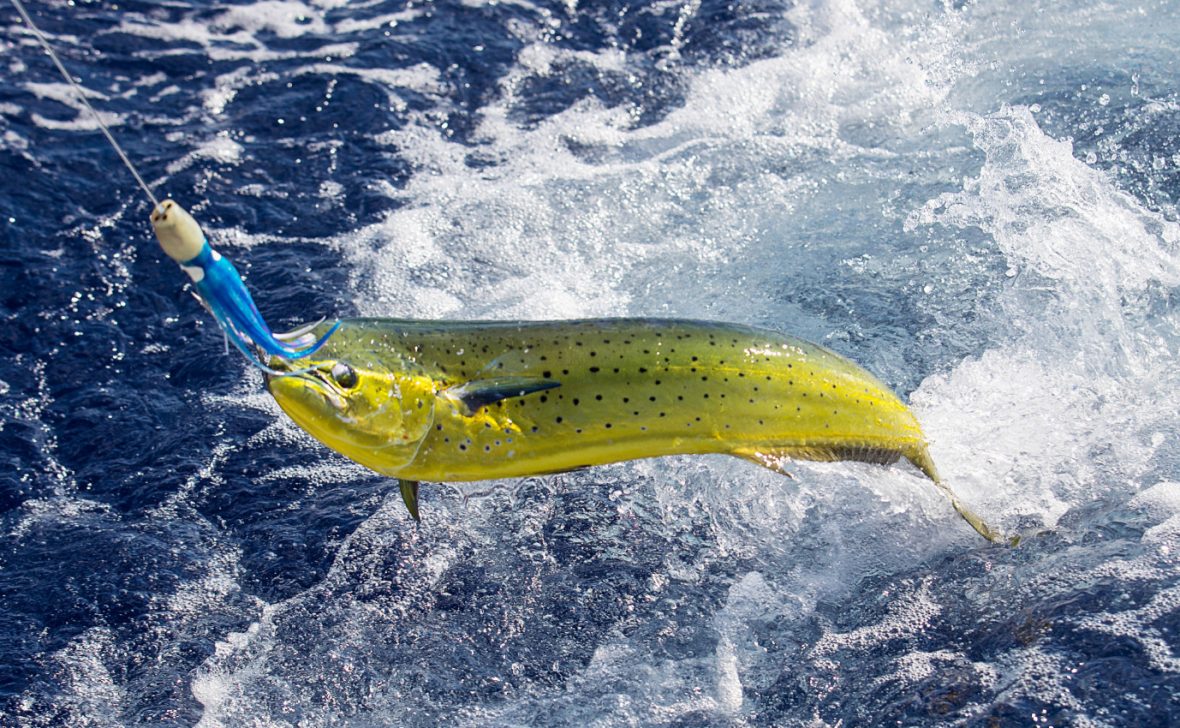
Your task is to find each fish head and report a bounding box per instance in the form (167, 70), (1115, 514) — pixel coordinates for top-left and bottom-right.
(265, 353), (435, 474)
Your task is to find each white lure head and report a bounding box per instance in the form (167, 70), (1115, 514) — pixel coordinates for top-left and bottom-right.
(150, 199), (205, 262)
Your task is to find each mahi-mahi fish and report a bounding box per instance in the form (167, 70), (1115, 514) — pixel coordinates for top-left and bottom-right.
(265, 318), (1001, 542)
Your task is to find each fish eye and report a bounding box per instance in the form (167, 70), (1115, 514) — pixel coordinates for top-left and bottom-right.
(330, 362), (358, 389)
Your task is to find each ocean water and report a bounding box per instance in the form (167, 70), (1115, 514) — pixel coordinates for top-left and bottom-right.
(1, 0), (1178, 724)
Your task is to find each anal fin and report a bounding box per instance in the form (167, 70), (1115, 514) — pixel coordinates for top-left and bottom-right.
(735, 450), (794, 478)
(399, 479), (421, 522)
(733, 445), (905, 478)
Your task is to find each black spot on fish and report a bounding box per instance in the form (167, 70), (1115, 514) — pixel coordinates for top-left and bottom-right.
(543, 370), (552, 378)
(595, 394), (603, 401)
(556, 416), (563, 423)
(589, 367), (600, 373)
(572, 398), (580, 406)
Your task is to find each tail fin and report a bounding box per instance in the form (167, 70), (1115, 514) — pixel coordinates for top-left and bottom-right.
(907, 447), (1017, 546)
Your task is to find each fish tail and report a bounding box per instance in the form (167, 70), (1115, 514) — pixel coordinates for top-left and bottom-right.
(907, 445), (1016, 546)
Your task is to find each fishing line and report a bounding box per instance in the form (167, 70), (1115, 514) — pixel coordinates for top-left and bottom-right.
(9, 0), (160, 209)
(10, 0), (342, 371)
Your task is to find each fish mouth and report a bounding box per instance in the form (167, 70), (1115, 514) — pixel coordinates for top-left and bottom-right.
(265, 359), (348, 412)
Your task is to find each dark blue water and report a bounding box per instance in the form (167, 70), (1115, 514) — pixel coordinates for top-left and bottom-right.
(2, 1), (1179, 725)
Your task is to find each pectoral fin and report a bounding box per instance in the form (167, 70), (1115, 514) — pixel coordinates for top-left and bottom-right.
(399, 479), (421, 522)
(444, 376), (561, 416)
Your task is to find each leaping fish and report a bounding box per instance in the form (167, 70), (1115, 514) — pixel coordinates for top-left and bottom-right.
(265, 318), (1004, 542)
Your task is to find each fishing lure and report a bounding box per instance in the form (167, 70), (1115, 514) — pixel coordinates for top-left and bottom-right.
(150, 200), (339, 373)
(11, 0), (336, 373)
(265, 317), (1006, 543)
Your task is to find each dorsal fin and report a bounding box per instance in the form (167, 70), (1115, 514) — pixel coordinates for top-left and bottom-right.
(444, 376), (560, 416)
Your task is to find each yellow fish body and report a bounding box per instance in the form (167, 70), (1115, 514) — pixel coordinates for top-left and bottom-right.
(266, 318), (999, 541)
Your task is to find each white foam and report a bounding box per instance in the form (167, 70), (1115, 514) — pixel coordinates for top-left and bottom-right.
(164, 133), (245, 174)
(214, 1), (329, 38)
(811, 577), (941, 669)
(910, 106), (1180, 531)
(9, 628), (127, 727)
(991, 647), (1105, 728)
(23, 81), (126, 132)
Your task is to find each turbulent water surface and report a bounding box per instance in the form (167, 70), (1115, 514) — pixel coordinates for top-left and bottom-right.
(2, 0), (1179, 725)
